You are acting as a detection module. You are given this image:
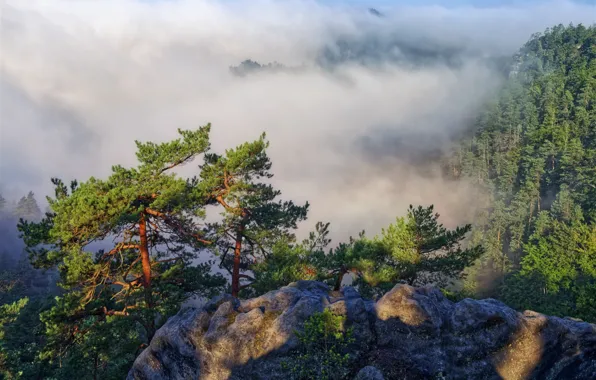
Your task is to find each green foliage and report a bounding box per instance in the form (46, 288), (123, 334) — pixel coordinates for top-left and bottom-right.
(14, 126), (227, 378)
(349, 205), (483, 298)
(13, 192), (41, 222)
(4, 127), (311, 378)
(282, 309), (354, 380)
(250, 221), (331, 294)
(448, 24), (596, 311)
(0, 270), (23, 306)
(197, 132), (309, 296)
(0, 233), (58, 379)
(0, 296), (52, 380)
(440, 288), (467, 303)
(0, 259), (57, 380)
(0, 298), (29, 378)
(501, 210), (596, 321)
(379, 206), (483, 284)
(251, 205), (482, 299)
(0, 257), (56, 305)
(250, 237), (319, 295)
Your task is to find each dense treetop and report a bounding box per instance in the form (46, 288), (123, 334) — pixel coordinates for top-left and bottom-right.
(446, 23), (596, 319)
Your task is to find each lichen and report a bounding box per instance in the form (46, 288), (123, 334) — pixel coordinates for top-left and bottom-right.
(226, 311), (240, 326)
(253, 310), (283, 355)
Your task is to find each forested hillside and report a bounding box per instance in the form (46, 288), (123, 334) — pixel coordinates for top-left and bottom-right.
(0, 23), (594, 380)
(446, 24), (596, 320)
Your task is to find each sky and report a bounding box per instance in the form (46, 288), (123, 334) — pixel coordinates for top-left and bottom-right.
(323, 0), (596, 6)
(0, 0), (595, 242)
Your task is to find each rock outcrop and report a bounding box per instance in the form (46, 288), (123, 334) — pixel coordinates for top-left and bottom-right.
(128, 281), (596, 380)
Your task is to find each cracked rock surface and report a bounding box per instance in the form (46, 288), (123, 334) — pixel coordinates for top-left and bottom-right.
(128, 281), (596, 380)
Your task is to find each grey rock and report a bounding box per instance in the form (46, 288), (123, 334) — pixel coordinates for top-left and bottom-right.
(342, 286), (361, 300)
(128, 281), (596, 380)
(354, 366), (385, 380)
(287, 280), (330, 294)
(238, 286), (301, 313)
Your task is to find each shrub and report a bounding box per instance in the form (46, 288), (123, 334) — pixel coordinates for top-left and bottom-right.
(282, 308), (355, 380)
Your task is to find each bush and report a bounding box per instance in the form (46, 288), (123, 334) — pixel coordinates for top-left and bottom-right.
(282, 308), (355, 380)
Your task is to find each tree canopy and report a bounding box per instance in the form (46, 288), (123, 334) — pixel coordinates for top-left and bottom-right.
(14, 126), (228, 377)
(197, 133), (309, 296)
(447, 24), (596, 319)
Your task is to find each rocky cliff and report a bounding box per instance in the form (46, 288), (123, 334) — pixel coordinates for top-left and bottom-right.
(127, 281), (596, 380)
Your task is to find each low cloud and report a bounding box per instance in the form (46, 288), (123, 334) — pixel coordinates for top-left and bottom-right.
(1, 0), (594, 242)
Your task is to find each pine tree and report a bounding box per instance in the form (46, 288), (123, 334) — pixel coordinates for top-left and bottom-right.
(456, 24), (596, 301)
(375, 205), (484, 287)
(483, 199), (510, 281)
(502, 207), (596, 322)
(17, 126), (227, 376)
(14, 191), (41, 221)
(197, 133), (309, 297)
(297, 205), (484, 297)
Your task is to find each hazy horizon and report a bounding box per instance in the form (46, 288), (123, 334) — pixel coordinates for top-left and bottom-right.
(1, 0), (595, 242)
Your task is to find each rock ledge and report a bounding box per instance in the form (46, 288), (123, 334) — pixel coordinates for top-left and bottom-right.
(128, 281), (596, 380)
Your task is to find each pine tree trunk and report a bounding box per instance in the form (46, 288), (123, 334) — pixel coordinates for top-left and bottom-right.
(231, 224), (244, 298)
(139, 212), (152, 292)
(138, 212), (156, 340)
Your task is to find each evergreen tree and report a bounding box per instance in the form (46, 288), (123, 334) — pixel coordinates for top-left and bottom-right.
(501, 208), (596, 322)
(353, 205), (484, 297)
(250, 205), (483, 299)
(14, 191), (41, 221)
(449, 24), (596, 307)
(197, 133), (309, 297)
(16, 126), (227, 377)
(0, 250), (56, 379)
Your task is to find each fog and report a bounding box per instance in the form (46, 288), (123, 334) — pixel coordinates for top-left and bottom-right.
(1, 0), (594, 243)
